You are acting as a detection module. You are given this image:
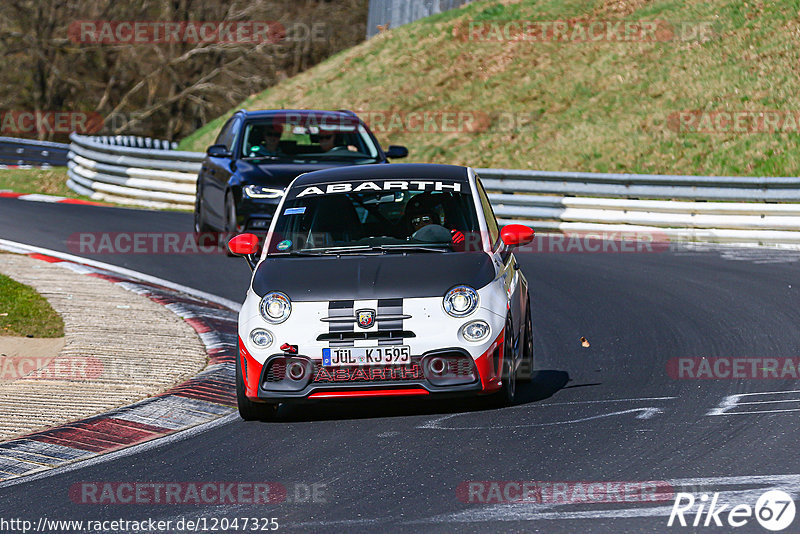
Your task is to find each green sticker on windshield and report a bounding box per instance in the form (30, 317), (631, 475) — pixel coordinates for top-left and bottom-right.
(276, 240), (292, 251)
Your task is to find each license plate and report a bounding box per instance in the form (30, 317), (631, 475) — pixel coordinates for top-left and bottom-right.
(322, 346), (411, 367)
(249, 219), (270, 229)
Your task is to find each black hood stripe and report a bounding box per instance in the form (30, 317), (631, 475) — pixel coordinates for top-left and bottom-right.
(328, 300), (354, 347)
(253, 253), (497, 302)
(377, 298), (403, 346)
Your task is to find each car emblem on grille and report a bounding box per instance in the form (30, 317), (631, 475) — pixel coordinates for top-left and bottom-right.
(357, 309), (375, 329)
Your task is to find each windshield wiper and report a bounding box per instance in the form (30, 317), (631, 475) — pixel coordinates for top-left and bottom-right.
(378, 244), (450, 253)
(267, 250), (326, 257)
(242, 155), (283, 161)
(321, 246), (375, 254)
(311, 154), (375, 161)
(318, 245), (449, 255)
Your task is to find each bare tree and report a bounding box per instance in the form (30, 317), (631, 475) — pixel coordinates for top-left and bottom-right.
(0, 0), (367, 141)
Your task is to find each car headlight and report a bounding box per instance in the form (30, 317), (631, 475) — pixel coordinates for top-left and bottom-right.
(244, 185), (284, 199)
(443, 285), (479, 317)
(260, 292), (291, 324)
(461, 320), (490, 342)
(250, 328), (273, 348)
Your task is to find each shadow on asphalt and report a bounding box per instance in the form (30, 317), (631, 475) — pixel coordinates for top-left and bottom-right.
(258, 370), (572, 423)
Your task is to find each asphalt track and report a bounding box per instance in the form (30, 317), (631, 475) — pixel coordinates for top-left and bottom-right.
(1, 197), (800, 533)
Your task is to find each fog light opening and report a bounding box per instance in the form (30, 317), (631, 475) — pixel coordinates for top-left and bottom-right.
(250, 328), (273, 348)
(461, 320), (491, 343)
(430, 357), (447, 375)
(287, 361), (306, 381)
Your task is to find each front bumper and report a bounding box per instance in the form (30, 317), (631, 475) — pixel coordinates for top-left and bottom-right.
(236, 194), (282, 232)
(238, 331), (506, 403)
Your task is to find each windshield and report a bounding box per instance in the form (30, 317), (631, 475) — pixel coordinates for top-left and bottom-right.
(266, 181), (480, 255)
(240, 115), (380, 163)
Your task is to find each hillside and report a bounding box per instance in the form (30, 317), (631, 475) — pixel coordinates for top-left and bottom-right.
(180, 0), (800, 176)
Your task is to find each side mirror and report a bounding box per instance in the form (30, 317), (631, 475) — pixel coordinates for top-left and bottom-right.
(206, 144), (231, 158)
(500, 224), (535, 247)
(228, 233), (259, 270)
(385, 145), (408, 159)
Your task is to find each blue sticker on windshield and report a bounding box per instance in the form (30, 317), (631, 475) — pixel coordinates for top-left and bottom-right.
(284, 207), (306, 215)
(277, 240), (292, 251)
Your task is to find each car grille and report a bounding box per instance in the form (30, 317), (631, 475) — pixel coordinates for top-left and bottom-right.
(435, 355), (476, 378)
(264, 360), (286, 382)
(312, 361), (424, 383)
(263, 358), (424, 384)
(323, 299), (410, 347)
(316, 330), (415, 342)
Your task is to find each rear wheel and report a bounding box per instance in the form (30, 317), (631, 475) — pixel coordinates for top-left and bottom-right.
(235, 353), (278, 421)
(519, 299), (534, 383)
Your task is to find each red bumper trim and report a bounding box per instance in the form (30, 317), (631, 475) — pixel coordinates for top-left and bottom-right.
(308, 388), (429, 399)
(238, 336), (263, 398)
(474, 328), (505, 392)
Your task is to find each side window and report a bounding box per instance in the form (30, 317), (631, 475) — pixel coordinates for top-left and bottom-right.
(476, 178), (500, 248)
(214, 118), (240, 151)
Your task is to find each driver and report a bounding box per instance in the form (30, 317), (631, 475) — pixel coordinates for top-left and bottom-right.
(407, 207), (466, 250)
(318, 129), (337, 152)
(251, 125), (285, 156)
(318, 129), (359, 153)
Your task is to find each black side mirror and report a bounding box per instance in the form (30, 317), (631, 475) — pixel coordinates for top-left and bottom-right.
(206, 144), (231, 157)
(385, 145), (408, 159)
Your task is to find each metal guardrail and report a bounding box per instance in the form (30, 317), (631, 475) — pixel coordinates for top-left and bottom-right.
(477, 168), (800, 244)
(93, 135), (178, 151)
(478, 168), (800, 202)
(366, 0), (474, 38)
(67, 133), (202, 210)
(0, 137), (69, 167)
(64, 134), (800, 244)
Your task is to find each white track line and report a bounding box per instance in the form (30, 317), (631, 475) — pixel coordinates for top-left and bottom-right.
(0, 238), (241, 311)
(0, 238), (242, 487)
(0, 413), (239, 489)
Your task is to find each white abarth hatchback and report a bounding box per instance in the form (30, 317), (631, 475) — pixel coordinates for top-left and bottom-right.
(228, 163), (534, 420)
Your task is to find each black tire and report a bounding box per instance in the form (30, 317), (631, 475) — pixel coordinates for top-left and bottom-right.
(193, 185), (218, 245)
(220, 191), (236, 258)
(235, 353), (278, 421)
(223, 191), (238, 257)
(492, 317), (518, 407)
(518, 299), (534, 383)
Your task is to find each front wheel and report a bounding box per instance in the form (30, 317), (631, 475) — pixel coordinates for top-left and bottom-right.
(223, 191), (239, 256)
(492, 318), (518, 407)
(235, 354), (278, 421)
(193, 186), (217, 244)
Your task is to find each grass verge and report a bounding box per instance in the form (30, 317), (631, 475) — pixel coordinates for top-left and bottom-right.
(179, 0), (800, 177)
(0, 168), (77, 197)
(0, 269), (64, 338)
(0, 167), (186, 210)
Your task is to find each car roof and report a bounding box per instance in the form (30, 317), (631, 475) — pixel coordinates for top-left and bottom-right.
(289, 163), (470, 188)
(236, 109), (358, 120)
